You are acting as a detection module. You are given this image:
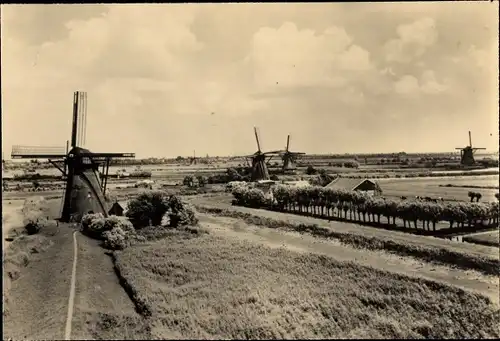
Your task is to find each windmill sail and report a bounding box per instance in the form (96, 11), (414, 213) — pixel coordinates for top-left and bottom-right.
(11, 145), (67, 159)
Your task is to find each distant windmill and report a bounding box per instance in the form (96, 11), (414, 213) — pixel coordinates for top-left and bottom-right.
(455, 131), (486, 166)
(240, 127), (281, 181)
(280, 134), (305, 172)
(11, 91), (135, 222)
(190, 150), (197, 165)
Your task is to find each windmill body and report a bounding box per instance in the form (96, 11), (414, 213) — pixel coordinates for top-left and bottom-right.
(250, 153), (270, 181)
(11, 91), (135, 222)
(455, 131), (486, 167)
(280, 135), (305, 172)
(239, 127), (281, 182)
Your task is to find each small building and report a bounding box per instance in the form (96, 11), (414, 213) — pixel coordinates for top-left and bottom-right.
(108, 202), (124, 216)
(325, 178), (382, 196)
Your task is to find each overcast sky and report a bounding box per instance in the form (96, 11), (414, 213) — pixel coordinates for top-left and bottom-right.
(1, 3), (498, 158)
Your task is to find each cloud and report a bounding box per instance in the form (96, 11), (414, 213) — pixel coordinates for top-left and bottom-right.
(394, 70), (448, 96)
(249, 22), (373, 91)
(394, 75), (420, 95)
(385, 17), (437, 63)
(1, 4), (498, 156)
(420, 70), (448, 94)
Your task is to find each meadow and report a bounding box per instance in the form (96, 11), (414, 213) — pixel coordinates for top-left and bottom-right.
(114, 229), (500, 339)
(378, 175), (499, 202)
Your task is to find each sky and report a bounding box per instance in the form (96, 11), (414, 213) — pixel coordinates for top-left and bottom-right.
(1, 3), (499, 159)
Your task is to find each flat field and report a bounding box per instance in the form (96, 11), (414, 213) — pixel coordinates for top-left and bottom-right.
(463, 231), (500, 247)
(377, 175), (499, 201)
(115, 225), (499, 339)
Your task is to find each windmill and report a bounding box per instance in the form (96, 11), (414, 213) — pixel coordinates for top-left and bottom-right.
(280, 134), (305, 172)
(240, 127), (282, 181)
(189, 150), (197, 165)
(455, 131), (486, 166)
(11, 91), (135, 222)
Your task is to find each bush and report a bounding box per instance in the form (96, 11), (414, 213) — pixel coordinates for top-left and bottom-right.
(183, 175), (194, 187)
(21, 197), (50, 235)
(126, 190), (171, 228)
(196, 175), (207, 187)
(306, 165), (317, 175)
(23, 211), (48, 235)
(124, 190), (199, 229)
(167, 196), (199, 227)
(81, 213), (137, 250)
(81, 213), (107, 239)
(102, 217), (136, 250)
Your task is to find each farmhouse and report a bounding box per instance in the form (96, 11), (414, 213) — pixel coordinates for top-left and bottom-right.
(326, 178), (382, 196)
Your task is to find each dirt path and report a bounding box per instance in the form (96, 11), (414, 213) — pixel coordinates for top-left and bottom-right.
(70, 233), (138, 340)
(65, 231), (78, 340)
(198, 213), (500, 306)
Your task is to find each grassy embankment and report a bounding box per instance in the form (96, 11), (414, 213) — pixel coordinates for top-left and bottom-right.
(3, 197), (60, 317)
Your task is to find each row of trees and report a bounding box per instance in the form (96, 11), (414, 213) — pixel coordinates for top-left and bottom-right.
(231, 185), (499, 231)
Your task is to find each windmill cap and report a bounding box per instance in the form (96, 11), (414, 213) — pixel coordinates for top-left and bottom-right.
(68, 146), (92, 156)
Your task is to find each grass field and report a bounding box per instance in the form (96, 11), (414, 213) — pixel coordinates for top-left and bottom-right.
(114, 229), (500, 339)
(378, 175), (499, 202)
(463, 231), (500, 247)
(4, 190), (499, 339)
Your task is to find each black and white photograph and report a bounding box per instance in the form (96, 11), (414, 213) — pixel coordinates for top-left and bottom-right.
(2, 2), (499, 340)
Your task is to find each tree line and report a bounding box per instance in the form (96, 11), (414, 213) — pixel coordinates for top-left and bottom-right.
(231, 184), (499, 232)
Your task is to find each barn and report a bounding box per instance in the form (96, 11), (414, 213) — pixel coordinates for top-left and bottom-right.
(108, 202), (125, 216)
(325, 178), (382, 196)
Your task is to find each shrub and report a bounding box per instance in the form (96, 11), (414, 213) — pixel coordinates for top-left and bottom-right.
(183, 175), (194, 187)
(81, 213), (137, 250)
(306, 165), (317, 175)
(102, 217), (136, 250)
(23, 211), (48, 235)
(126, 190), (171, 228)
(21, 197), (50, 235)
(80, 213), (107, 239)
(167, 196), (199, 227)
(196, 175), (207, 187)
